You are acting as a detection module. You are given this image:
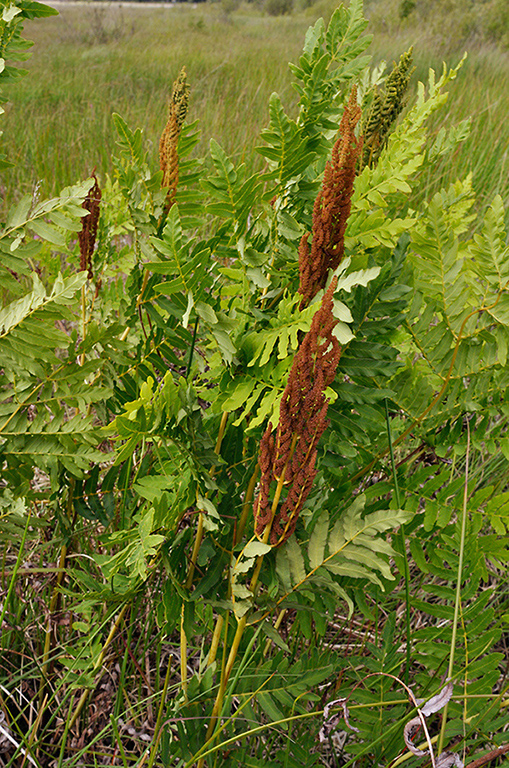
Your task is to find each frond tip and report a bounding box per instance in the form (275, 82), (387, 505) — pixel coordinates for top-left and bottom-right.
(78, 173), (101, 280)
(159, 66), (190, 212)
(298, 87), (362, 308)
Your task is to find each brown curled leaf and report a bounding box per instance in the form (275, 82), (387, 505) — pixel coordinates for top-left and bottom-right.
(437, 753), (464, 768)
(417, 681), (454, 717)
(319, 697), (360, 743)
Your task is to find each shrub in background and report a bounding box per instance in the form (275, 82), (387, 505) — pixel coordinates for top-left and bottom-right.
(265, 0), (294, 15)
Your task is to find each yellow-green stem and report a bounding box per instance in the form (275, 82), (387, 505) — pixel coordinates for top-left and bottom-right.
(180, 605), (188, 703)
(438, 418), (470, 754)
(185, 412), (229, 589)
(207, 614), (224, 667)
(204, 444), (294, 743)
(79, 284), (86, 366)
(185, 512), (204, 589)
(235, 464), (259, 545)
(136, 270), (149, 309)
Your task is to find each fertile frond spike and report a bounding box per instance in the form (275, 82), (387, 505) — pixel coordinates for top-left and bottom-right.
(298, 87), (362, 308)
(362, 47), (415, 168)
(78, 174), (101, 280)
(170, 66), (190, 130)
(159, 66), (190, 213)
(254, 278), (342, 545)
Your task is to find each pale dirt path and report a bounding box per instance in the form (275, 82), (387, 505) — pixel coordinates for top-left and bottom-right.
(40, 1), (190, 8)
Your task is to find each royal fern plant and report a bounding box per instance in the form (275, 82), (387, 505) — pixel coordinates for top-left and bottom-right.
(0, 0), (508, 766)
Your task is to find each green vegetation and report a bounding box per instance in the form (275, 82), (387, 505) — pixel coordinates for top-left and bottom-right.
(0, 1), (508, 767)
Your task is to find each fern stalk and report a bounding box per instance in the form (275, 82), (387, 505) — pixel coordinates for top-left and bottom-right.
(204, 453), (292, 745)
(180, 604), (188, 703)
(185, 411), (229, 588)
(385, 398), (411, 684)
(438, 417), (471, 754)
(79, 284), (86, 366)
(185, 316), (199, 379)
(234, 463), (259, 545)
(206, 614), (224, 668)
(184, 512), (204, 590)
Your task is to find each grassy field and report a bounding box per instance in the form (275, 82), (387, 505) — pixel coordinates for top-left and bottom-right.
(2, 0), (508, 219)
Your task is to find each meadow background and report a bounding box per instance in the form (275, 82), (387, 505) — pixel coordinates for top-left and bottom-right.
(3, 0), (509, 219)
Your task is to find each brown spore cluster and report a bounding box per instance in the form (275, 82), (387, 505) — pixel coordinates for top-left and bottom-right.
(78, 173), (101, 280)
(254, 278), (341, 545)
(159, 67), (190, 215)
(254, 88), (363, 545)
(298, 88), (362, 309)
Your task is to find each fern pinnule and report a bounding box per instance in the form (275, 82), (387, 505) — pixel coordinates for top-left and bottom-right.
(298, 88), (362, 309)
(159, 66), (190, 215)
(78, 173), (101, 280)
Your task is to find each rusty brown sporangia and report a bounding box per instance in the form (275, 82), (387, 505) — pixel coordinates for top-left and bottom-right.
(254, 88), (362, 546)
(298, 87), (362, 309)
(254, 277), (341, 545)
(78, 173), (101, 280)
(159, 66), (190, 217)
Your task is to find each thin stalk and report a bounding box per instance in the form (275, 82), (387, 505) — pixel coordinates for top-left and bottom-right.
(79, 284), (87, 366)
(207, 615), (224, 667)
(120, 453), (133, 530)
(190, 663), (275, 768)
(180, 605), (188, 703)
(385, 398), (411, 684)
(110, 715), (129, 768)
(185, 513), (204, 590)
(114, 599), (139, 718)
(185, 316), (199, 379)
(39, 543), (67, 699)
(235, 464), (259, 545)
(185, 412), (228, 588)
(147, 655), (173, 768)
(206, 454), (257, 672)
(438, 417), (471, 754)
(67, 603), (129, 732)
(204, 444), (294, 743)
(156, 197), (173, 239)
(24, 693), (47, 768)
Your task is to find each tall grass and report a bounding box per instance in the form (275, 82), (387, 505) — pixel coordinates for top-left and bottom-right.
(2, 4), (309, 202)
(2, 0), (508, 217)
